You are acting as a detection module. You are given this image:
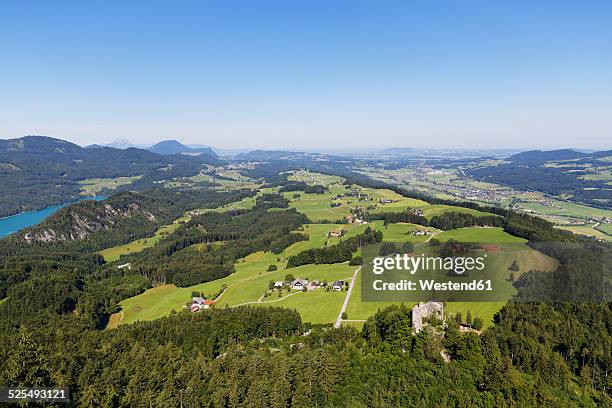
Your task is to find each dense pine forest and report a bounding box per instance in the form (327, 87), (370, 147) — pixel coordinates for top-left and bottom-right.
(0, 301), (609, 406)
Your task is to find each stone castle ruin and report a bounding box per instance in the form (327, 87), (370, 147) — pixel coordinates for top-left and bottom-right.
(412, 301), (444, 334)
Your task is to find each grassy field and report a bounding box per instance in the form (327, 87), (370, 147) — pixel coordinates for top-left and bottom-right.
(107, 180), (561, 332)
(361, 165), (612, 225)
(219, 263), (354, 308)
(520, 199), (612, 220)
(253, 289), (347, 324)
(444, 302), (507, 329)
(206, 194), (258, 213)
(421, 204), (494, 219)
(109, 222), (360, 327)
(346, 243), (558, 328)
(288, 170), (344, 186)
(436, 227), (527, 243)
(556, 225), (612, 241)
(597, 223), (612, 234)
(373, 222), (440, 243)
(97, 222), (182, 262)
(285, 191), (352, 221)
(78, 176), (141, 196)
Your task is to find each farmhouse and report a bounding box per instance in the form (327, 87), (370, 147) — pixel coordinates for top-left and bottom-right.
(291, 279), (309, 290)
(412, 229), (430, 236)
(307, 280), (320, 291)
(273, 281), (284, 289)
(328, 230), (343, 238)
(190, 297), (215, 312)
(331, 280), (344, 291)
(411, 208), (424, 217)
(201, 300), (215, 309)
(411, 301), (444, 334)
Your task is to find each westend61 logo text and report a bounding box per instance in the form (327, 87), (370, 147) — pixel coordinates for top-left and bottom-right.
(372, 253), (487, 275)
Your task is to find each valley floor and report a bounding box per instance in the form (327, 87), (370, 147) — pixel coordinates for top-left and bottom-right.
(106, 173), (561, 330)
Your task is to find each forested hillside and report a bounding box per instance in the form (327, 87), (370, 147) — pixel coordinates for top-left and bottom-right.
(0, 160), (609, 406)
(0, 302), (608, 406)
(0, 136), (221, 217)
(466, 149), (612, 209)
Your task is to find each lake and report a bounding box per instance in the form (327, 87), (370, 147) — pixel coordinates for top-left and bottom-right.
(0, 196), (107, 239)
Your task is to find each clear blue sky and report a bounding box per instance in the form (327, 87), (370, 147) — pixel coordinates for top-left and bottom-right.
(1, 1), (611, 149)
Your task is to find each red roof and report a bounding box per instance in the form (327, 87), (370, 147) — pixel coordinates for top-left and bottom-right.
(204, 300), (215, 306)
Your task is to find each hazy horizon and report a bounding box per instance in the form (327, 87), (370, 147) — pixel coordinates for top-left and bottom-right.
(1, 1), (611, 150)
(2, 134), (608, 154)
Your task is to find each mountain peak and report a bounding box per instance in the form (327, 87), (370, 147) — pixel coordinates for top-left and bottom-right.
(106, 138), (136, 149)
(147, 139), (217, 157)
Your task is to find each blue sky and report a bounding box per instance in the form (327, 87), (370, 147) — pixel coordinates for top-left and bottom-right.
(0, 1), (611, 149)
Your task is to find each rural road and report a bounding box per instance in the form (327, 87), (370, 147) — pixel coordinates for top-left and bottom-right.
(335, 266), (361, 328)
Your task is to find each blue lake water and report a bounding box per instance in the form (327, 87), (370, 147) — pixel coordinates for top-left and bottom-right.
(0, 196), (107, 238)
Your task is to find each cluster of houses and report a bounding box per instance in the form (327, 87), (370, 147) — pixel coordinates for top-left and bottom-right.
(189, 297), (215, 312)
(409, 208), (424, 217)
(379, 198), (399, 204)
(411, 229), (431, 236)
(345, 214), (367, 224)
(273, 278), (345, 292)
(407, 167), (517, 203)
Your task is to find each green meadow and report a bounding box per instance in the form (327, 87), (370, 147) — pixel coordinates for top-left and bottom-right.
(597, 223), (612, 235)
(436, 227), (526, 243)
(347, 241), (558, 328)
(78, 175), (142, 196)
(110, 222), (359, 327)
(107, 176), (561, 332)
(556, 225), (612, 241)
(285, 191), (351, 221)
(253, 289), (347, 324)
(97, 222), (182, 262)
(520, 199), (612, 220)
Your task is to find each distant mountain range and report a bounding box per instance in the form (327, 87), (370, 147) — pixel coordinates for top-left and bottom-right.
(104, 138), (217, 158)
(0, 136), (220, 217)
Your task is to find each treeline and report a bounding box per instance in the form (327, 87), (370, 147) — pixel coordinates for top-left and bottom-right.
(278, 181), (326, 194)
(0, 302), (608, 406)
(107, 193), (308, 287)
(370, 209), (427, 225)
(429, 212), (504, 230)
(369, 208), (503, 231)
(503, 213), (610, 302)
(287, 227), (382, 267)
(0, 188), (269, 332)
